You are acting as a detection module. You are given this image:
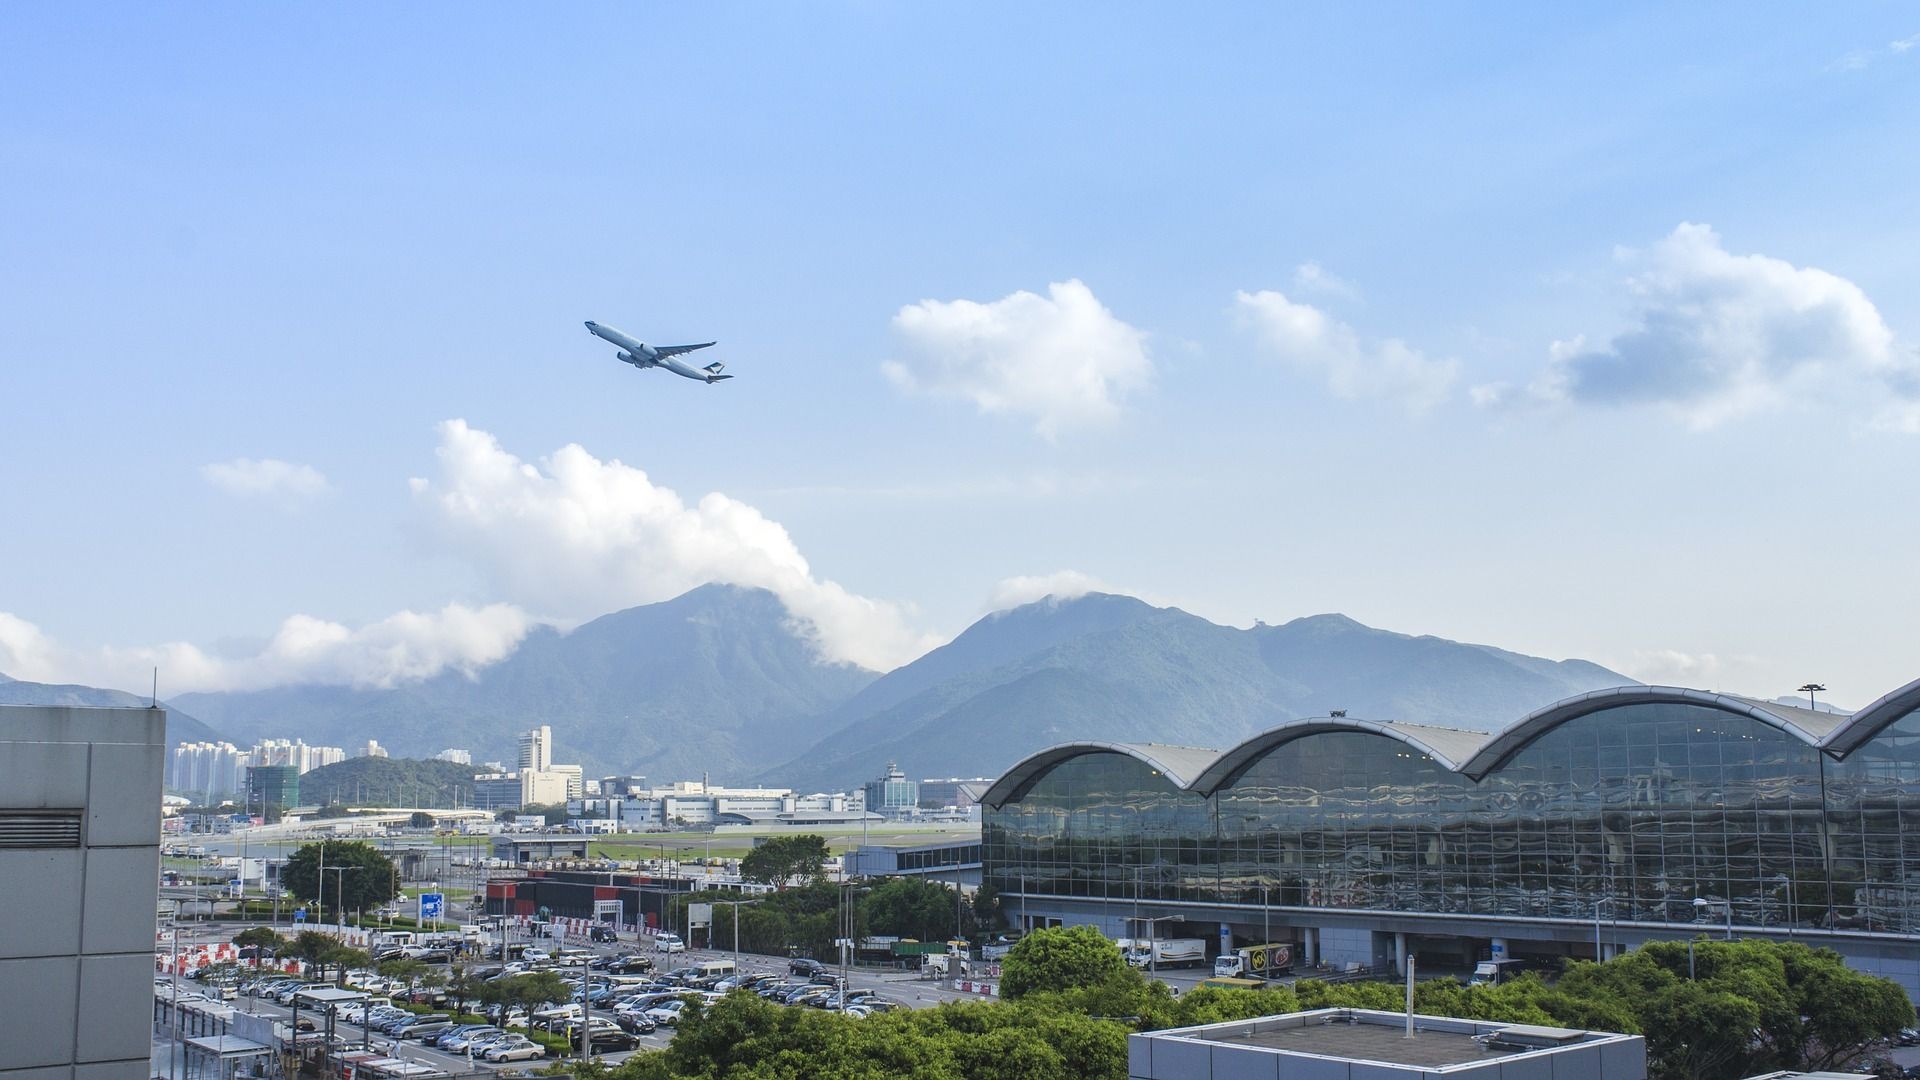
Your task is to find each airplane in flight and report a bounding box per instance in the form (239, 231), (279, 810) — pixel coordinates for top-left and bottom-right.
(584, 321), (732, 383)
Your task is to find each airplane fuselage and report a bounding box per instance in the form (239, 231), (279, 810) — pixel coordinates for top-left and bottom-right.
(584, 321), (728, 383)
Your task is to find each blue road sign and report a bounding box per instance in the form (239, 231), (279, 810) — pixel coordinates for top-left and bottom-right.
(294, 909), (307, 923)
(419, 893), (445, 920)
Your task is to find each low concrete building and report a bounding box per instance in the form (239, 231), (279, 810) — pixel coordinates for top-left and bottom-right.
(1128, 1008), (1645, 1080)
(1, 704), (165, 1079)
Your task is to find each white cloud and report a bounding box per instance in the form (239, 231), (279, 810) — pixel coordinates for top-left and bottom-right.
(987, 570), (1120, 612)
(883, 280), (1153, 438)
(1623, 648), (1723, 686)
(0, 604), (532, 694)
(202, 458), (330, 503)
(1834, 33), (1919, 70)
(410, 419), (937, 671)
(1234, 290), (1457, 411)
(1495, 223), (1909, 428)
(1291, 261), (1359, 302)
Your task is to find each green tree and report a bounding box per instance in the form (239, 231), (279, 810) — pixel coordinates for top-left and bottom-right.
(497, 971), (572, 1016)
(325, 945), (370, 986)
(232, 926), (283, 967)
(378, 957), (429, 995)
(446, 965), (489, 1017)
(280, 841), (399, 920)
(739, 834), (831, 890)
(864, 877), (972, 942)
(1000, 924), (1133, 1000)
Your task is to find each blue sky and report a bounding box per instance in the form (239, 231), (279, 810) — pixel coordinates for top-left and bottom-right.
(2, 4), (1916, 704)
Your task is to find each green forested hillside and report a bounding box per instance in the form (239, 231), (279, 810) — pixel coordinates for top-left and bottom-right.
(298, 756), (499, 808)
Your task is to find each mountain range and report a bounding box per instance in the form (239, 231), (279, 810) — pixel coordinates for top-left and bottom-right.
(5, 586), (1636, 791)
(0, 671), (223, 746)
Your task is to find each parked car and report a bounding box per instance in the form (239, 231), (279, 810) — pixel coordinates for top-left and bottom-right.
(482, 1036), (547, 1062)
(616, 1012), (658, 1035)
(589, 925), (618, 944)
(654, 933), (686, 954)
(643, 999), (691, 1026)
(788, 958), (827, 978)
(403, 1020), (457, 1042)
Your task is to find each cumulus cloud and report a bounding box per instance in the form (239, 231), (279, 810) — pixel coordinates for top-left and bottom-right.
(987, 570), (1120, 612)
(410, 420), (936, 670)
(1482, 223), (1913, 428)
(0, 604), (531, 694)
(883, 280), (1153, 437)
(1234, 290), (1457, 411)
(1291, 261), (1360, 302)
(203, 458), (330, 503)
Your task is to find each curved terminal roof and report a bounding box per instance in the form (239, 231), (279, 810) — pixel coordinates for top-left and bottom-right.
(1190, 717), (1482, 793)
(1456, 686), (1848, 780)
(979, 740), (1222, 809)
(984, 678), (1916, 805)
(1822, 676), (1920, 757)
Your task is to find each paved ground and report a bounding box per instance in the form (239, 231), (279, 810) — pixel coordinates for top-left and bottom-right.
(152, 921), (1015, 1073)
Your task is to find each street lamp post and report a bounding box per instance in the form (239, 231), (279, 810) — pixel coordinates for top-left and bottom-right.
(1694, 896), (1732, 940)
(324, 865), (358, 932)
(718, 898), (762, 977)
(1257, 883), (1272, 972)
(1592, 896), (1611, 961)
(1141, 915), (1178, 983)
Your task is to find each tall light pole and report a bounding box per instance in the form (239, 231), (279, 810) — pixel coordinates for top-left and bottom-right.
(1141, 915), (1178, 983)
(718, 898), (762, 975)
(324, 865), (358, 932)
(1258, 883), (1271, 957)
(1592, 896), (1612, 961)
(1798, 683), (1827, 712)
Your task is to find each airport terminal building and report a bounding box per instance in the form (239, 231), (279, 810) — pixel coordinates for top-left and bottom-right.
(981, 680), (1920, 996)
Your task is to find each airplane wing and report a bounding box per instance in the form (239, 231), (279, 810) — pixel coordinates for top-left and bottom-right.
(652, 342), (716, 358)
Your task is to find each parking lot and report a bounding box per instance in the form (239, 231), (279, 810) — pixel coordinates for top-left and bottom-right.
(154, 919), (1014, 1072)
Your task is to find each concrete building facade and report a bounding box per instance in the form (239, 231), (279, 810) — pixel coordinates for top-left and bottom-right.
(1, 704), (164, 1079)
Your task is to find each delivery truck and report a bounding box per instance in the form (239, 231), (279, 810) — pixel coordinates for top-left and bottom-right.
(1126, 938), (1208, 969)
(1212, 942), (1293, 980)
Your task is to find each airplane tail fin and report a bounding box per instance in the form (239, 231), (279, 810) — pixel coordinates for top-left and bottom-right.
(703, 361), (726, 375)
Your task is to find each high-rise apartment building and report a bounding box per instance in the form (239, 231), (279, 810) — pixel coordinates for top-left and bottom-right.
(250, 738), (344, 773)
(167, 741), (250, 800)
(517, 725), (552, 773)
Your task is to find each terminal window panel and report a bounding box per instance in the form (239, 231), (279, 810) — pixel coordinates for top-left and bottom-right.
(986, 701), (1920, 934)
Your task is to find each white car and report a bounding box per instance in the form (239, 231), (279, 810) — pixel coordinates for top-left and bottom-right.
(483, 1036), (546, 1062)
(522, 947), (551, 962)
(654, 933), (685, 954)
(643, 999), (689, 1026)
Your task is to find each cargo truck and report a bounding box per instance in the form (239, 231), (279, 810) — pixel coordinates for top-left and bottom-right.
(1126, 938), (1208, 968)
(1212, 942), (1293, 980)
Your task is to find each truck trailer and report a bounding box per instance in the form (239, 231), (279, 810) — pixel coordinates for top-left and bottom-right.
(1212, 942), (1293, 980)
(1126, 938), (1208, 969)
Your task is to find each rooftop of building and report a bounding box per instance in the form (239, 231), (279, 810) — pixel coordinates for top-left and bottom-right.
(1131, 1009), (1644, 1078)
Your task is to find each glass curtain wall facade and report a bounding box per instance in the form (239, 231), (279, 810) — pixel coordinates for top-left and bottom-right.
(984, 701), (1920, 935)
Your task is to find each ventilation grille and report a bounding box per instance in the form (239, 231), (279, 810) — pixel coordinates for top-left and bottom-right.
(0, 810), (83, 848)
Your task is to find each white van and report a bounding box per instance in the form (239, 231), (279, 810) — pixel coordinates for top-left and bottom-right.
(692, 959), (736, 981)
